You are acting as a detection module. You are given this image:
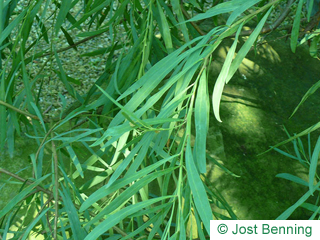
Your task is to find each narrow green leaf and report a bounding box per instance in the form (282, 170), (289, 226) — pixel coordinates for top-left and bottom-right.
(55, 0), (73, 35)
(0, 73), (6, 151)
(276, 173), (309, 187)
(186, 139), (212, 233)
(54, 70), (81, 85)
(290, 79), (320, 118)
(157, 1), (173, 52)
(290, 0), (304, 53)
(30, 102), (46, 132)
(194, 69), (208, 173)
(72, 0), (112, 29)
(226, 6), (273, 83)
(309, 135), (320, 192)
(261, 120), (320, 155)
(66, 145), (84, 178)
(206, 154), (240, 177)
(273, 147), (301, 161)
(307, 0), (314, 21)
(212, 22), (243, 122)
(61, 26), (77, 51)
(226, 0), (261, 26)
(60, 186), (87, 240)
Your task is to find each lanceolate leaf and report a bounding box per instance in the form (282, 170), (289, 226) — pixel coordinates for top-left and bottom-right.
(194, 69), (208, 173)
(309, 136), (320, 192)
(290, 0), (304, 53)
(55, 0), (73, 35)
(60, 185), (87, 240)
(212, 22), (243, 122)
(186, 139), (212, 233)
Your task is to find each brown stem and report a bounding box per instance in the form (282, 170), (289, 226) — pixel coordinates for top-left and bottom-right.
(180, 3), (206, 36)
(0, 168), (53, 196)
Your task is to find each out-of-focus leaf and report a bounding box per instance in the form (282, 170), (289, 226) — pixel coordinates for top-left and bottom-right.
(307, 0), (314, 21)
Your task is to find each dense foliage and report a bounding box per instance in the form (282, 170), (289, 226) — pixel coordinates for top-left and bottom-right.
(0, 0), (320, 239)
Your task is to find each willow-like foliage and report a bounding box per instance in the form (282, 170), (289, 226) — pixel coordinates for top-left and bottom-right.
(0, 0), (320, 239)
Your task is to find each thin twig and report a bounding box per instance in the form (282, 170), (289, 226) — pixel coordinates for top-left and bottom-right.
(0, 168), (53, 196)
(0, 100), (39, 120)
(180, 3), (206, 36)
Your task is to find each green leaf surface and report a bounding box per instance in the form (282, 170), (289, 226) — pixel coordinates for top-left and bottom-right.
(60, 185), (87, 240)
(290, 0), (304, 53)
(66, 145), (84, 178)
(186, 139), (212, 233)
(309, 135), (320, 192)
(194, 69), (208, 173)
